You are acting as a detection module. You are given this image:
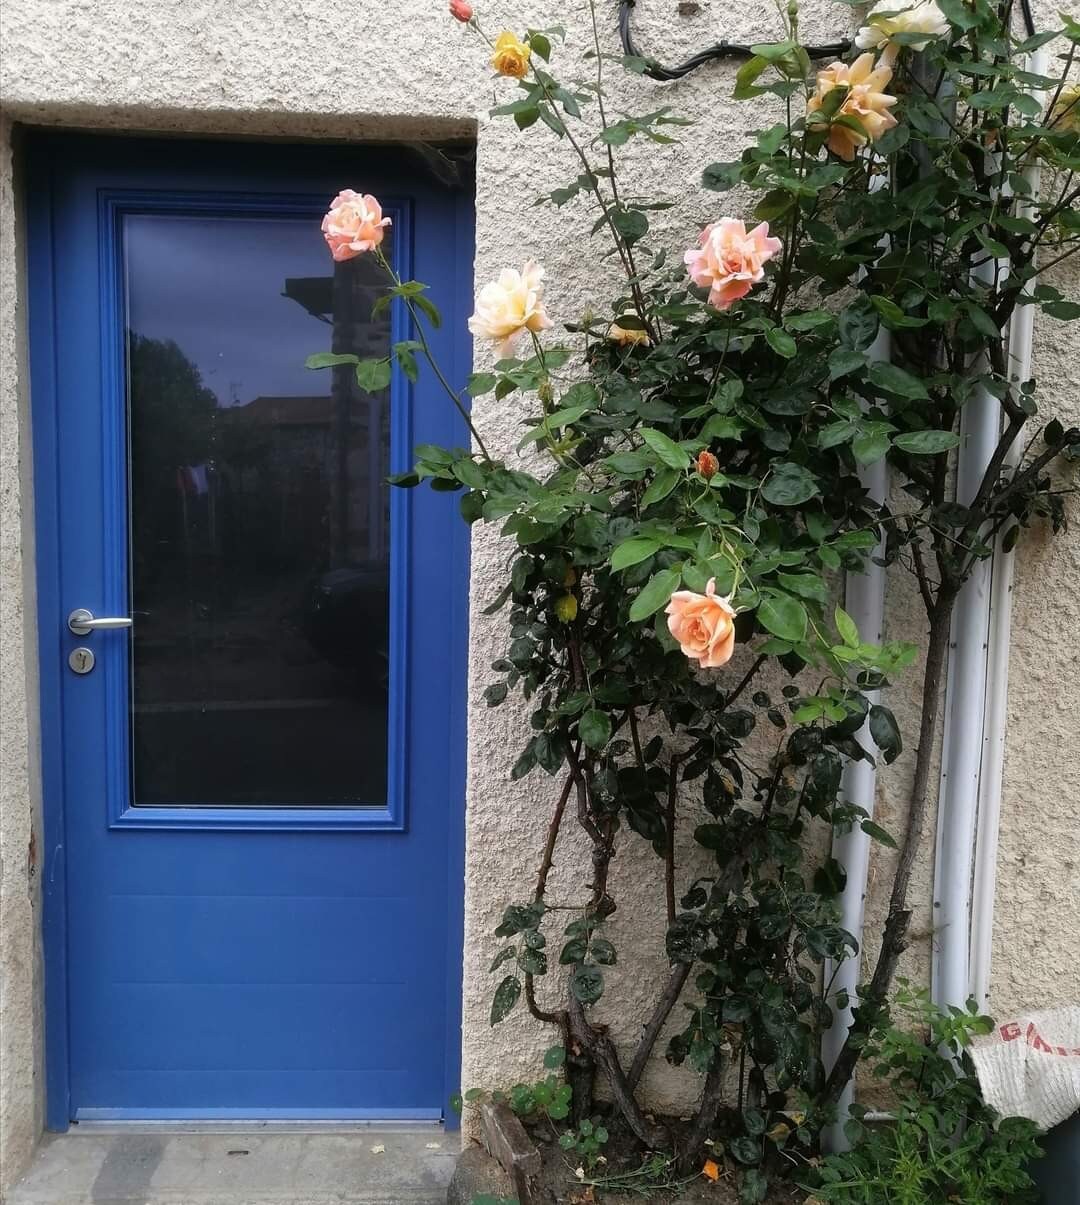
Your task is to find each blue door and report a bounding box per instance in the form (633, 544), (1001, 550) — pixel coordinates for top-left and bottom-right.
(27, 133), (470, 1124)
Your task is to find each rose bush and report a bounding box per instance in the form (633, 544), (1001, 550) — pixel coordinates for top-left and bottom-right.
(308, 0), (1080, 1196)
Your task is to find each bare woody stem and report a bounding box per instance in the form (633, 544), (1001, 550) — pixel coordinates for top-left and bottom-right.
(819, 583), (958, 1111)
(374, 248), (492, 461)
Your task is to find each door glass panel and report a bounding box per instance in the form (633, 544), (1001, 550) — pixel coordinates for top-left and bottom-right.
(122, 213), (391, 806)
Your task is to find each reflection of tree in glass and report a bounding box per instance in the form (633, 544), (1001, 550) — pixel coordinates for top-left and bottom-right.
(127, 333), (217, 589)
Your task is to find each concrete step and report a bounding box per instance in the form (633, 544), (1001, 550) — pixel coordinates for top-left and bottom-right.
(4, 1128), (459, 1205)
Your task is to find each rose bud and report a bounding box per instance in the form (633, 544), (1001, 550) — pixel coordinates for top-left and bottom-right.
(697, 450), (720, 479)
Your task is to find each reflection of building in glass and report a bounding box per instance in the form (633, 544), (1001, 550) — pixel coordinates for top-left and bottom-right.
(283, 256), (391, 569)
(218, 392), (389, 569)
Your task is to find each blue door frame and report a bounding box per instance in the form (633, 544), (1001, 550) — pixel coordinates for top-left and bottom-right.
(26, 132), (471, 1128)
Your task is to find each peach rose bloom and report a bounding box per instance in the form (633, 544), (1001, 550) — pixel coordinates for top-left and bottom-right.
(807, 53), (899, 161)
(321, 191), (392, 261)
(491, 31), (531, 78)
(665, 578), (737, 668)
(448, 0), (473, 21)
(684, 218), (783, 311)
(467, 260), (553, 357)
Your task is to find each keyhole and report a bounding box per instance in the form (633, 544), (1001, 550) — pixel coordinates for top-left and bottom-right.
(69, 647), (95, 674)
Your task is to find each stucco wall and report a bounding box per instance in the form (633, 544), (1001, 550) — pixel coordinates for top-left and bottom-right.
(0, 0), (1077, 1187)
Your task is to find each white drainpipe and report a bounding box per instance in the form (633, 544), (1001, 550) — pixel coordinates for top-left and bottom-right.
(822, 309), (890, 1150)
(931, 247), (1000, 1010)
(967, 48), (1047, 1009)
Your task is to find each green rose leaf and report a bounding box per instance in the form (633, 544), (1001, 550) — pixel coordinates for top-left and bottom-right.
(355, 357), (392, 393)
(893, 430), (960, 454)
(611, 536), (662, 571)
(757, 592), (808, 643)
(867, 360), (929, 400)
(629, 566), (683, 621)
(761, 462), (820, 506)
(869, 703), (903, 764)
(765, 327), (797, 358)
(579, 709), (613, 750)
(640, 468), (681, 507)
(828, 347), (867, 380)
(305, 352), (359, 369)
(835, 605), (860, 647)
(640, 427), (691, 470)
(861, 819), (898, 849)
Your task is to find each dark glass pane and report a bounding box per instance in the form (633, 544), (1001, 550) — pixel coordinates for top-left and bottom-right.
(123, 213), (391, 806)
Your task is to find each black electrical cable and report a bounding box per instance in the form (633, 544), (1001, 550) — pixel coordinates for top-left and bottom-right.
(618, 0), (1036, 83)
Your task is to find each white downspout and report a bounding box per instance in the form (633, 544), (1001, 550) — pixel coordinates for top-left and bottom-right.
(822, 183), (891, 1146)
(968, 48), (1047, 1010)
(822, 415), (888, 1151)
(930, 267), (999, 1010)
(925, 46), (1046, 1012)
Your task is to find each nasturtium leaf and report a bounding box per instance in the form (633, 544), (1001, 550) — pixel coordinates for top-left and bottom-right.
(490, 975), (521, 1025)
(757, 593), (808, 643)
(893, 430), (960, 454)
(570, 963), (604, 1004)
(761, 462), (820, 506)
(543, 1045), (566, 1069)
(629, 566), (682, 621)
(729, 1135), (762, 1165)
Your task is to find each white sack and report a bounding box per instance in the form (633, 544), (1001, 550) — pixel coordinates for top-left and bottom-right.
(969, 1007), (1080, 1131)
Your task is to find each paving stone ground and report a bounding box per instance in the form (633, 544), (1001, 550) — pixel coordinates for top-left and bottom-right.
(4, 1126), (460, 1205)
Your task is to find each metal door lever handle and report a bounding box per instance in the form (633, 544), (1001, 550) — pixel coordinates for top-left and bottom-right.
(67, 608), (134, 636)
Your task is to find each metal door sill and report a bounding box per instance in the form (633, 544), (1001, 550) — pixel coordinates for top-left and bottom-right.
(71, 1111), (445, 1133)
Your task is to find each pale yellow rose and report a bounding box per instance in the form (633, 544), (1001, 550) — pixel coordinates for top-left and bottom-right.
(608, 317), (651, 346)
(855, 0), (949, 64)
(491, 31), (531, 78)
(665, 578), (737, 668)
(467, 260), (553, 358)
(1049, 83), (1080, 135)
(807, 53), (900, 161)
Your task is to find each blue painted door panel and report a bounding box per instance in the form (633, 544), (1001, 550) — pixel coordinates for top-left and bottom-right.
(27, 134), (470, 1124)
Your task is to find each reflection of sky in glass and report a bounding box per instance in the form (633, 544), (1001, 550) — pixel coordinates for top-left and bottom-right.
(123, 214), (333, 408)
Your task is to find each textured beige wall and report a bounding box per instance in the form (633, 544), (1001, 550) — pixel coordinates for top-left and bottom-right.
(0, 0), (1076, 1186)
(0, 108), (45, 1193)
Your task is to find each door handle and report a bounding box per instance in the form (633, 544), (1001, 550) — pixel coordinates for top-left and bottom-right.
(67, 608), (134, 637)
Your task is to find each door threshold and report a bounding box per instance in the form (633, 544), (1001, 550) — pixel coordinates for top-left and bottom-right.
(71, 1117), (446, 1134)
